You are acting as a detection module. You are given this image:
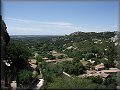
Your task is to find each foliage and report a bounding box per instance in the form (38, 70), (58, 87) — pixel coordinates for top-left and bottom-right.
(103, 77), (116, 85)
(86, 62), (92, 69)
(36, 55), (43, 62)
(47, 54), (56, 60)
(61, 60), (86, 76)
(9, 31), (117, 89)
(72, 57), (80, 63)
(42, 63), (63, 83)
(57, 55), (64, 59)
(87, 76), (103, 84)
(5, 41), (32, 70)
(47, 77), (108, 89)
(104, 60), (115, 68)
(18, 69), (33, 85)
(5, 41), (31, 61)
(5, 41), (32, 87)
(116, 72), (120, 86)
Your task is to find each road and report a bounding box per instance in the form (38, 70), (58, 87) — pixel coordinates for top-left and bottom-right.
(35, 79), (44, 89)
(63, 72), (74, 79)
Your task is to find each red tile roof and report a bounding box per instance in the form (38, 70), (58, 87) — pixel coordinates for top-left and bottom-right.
(45, 60), (56, 62)
(95, 64), (105, 69)
(102, 69), (120, 73)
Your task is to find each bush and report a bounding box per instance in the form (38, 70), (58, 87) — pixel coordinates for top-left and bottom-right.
(47, 54), (56, 60)
(88, 76), (103, 84)
(18, 69), (33, 85)
(36, 55), (43, 62)
(103, 77), (116, 85)
(57, 55), (64, 59)
(47, 77), (101, 89)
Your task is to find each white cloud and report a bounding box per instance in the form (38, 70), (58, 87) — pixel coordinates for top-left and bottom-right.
(5, 18), (73, 26)
(4, 17), (85, 35)
(5, 17), (115, 35)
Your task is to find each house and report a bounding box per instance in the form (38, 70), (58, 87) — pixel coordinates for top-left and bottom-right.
(101, 68), (120, 74)
(66, 46), (73, 50)
(92, 73), (110, 79)
(45, 60), (57, 63)
(100, 73), (110, 80)
(86, 70), (96, 74)
(95, 63), (105, 71)
(79, 65), (119, 80)
(34, 53), (39, 58)
(109, 68), (120, 70)
(28, 59), (37, 65)
(88, 59), (95, 64)
(51, 50), (57, 54)
(79, 72), (110, 80)
(30, 64), (37, 70)
(42, 57), (48, 60)
(28, 59), (39, 73)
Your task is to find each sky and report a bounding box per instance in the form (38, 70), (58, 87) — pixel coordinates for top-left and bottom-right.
(2, 0), (119, 35)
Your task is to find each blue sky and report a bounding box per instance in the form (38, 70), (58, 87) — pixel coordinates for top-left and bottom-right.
(3, 1), (119, 35)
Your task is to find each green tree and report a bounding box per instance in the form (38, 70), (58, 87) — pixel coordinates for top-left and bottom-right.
(5, 41), (31, 86)
(5, 41), (31, 70)
(62, 59), (86, 76)
(47, 77), (101, 89)
(43, 63), (63, 83)
(104, 60), (115, 68)
(47, 54), (56, 60)
(18, 69), (33, 86)
(103, 77), (116, 85)
(57, 55), (64, 59)
(36, 55), (43, 62)
(86, 62), (92, 69)
(72, 57), (80, 63)
(88, 76), (103, 84)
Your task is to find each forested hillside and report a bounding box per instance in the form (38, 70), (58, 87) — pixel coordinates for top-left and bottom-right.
(7, 31), (120, 89)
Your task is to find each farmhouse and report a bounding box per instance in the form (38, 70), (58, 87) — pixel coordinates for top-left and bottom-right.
(42, 57), (48, 60)
(50, 50), (57, 54)
(28, 59), (37, 64)
(101, 68), (120, 74)
(86, 70), (96, 74)
(95, 63), (105, 71)
(79, 72), (110, 80)
(45, 60), (57, 63)
(28, 59), (40, 74)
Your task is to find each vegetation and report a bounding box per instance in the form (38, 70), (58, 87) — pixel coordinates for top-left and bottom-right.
(57, 55), (64, 59)
(5, 31), (118, 89)
(47, 77), (98, 89)
(47, 76), (116, 89)
(87, 76), (103, 84)
(61, 58), (86, 75)
(5, 41), (31, 70)
(5, 41), (32, 87)
(18, 69), (33, 86)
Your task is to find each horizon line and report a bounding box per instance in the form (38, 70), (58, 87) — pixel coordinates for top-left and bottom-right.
(9, 30), (117, 36)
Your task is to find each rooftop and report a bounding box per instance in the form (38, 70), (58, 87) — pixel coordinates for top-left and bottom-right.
(102, 69), (120, 73)
(80, 72), (110, 78)
(95, 63), (105, 69)
(28, 59), (37, 64)
(45, 60), (57, 63)
(42, 57), (48, 60)
(30, 64), (37, 69)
